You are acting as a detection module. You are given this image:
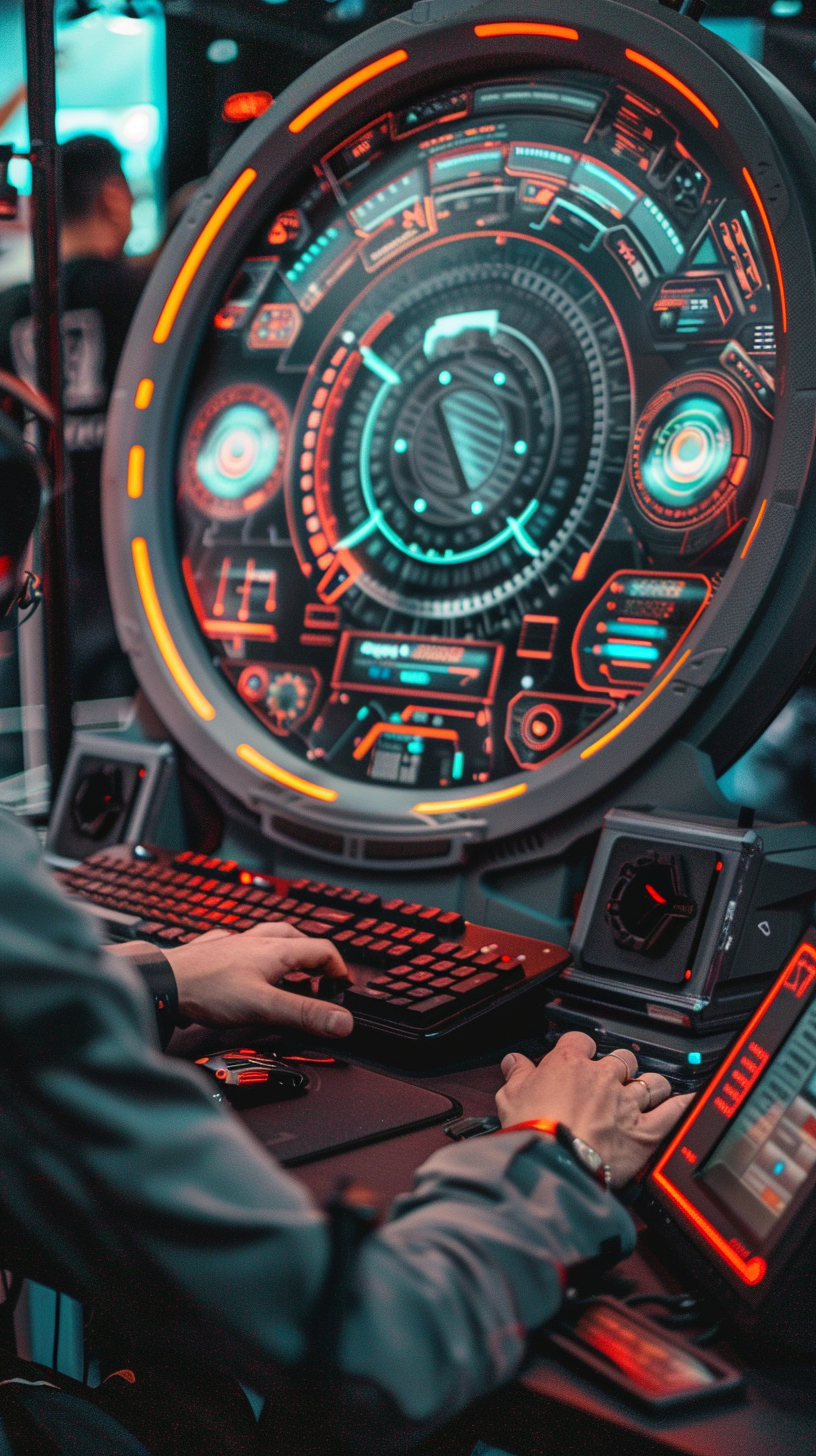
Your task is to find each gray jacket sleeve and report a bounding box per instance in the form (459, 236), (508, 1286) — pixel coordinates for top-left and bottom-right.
(0, 814), (634, 1435)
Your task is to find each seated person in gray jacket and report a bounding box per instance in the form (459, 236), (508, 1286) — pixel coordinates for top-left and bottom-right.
(0, 399), (690, 1449)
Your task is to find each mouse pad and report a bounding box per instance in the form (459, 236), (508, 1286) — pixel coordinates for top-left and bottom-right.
(237, 1061), (460, 1166)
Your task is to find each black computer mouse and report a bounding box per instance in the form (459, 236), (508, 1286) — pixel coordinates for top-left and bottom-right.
(195, 1049), (310, 1105)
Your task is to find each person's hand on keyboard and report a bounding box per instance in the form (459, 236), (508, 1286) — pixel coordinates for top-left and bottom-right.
(495, 1031), (693, 1188)
(159, 921), (353, 1036)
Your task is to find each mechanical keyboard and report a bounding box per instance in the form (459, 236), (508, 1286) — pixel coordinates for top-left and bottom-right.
(55, 845), (571, 1050)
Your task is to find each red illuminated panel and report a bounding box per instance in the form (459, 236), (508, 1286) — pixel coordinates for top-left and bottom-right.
(784, 953), (816, 999)
(712, 1042), (769, 1120)
(652, 942), (816, 1287)
(332, 630), (503, 705)
(572, 572), (711, 697)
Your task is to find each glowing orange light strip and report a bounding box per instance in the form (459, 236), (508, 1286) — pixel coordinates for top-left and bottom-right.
(134, 378), (154, 410)
(475, 21), (579, 40)
(288, 50), (409, 135)
(153, 169), (257, 343)
(740, 497), (767, 560)
(572, 551), (592, 582)
(236, 743), (338, 803)
(413, 782), (527, 815)
(625, 50), (719, 129)
(580, 650), (691, 760)
(127, 446), (144, 500)
(131, 538), (215, 721)
(204, 620), (277, 640)
(742, 167), (788, 333)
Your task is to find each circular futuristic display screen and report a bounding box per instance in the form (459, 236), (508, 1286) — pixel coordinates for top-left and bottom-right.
(176, 66), (775, 797)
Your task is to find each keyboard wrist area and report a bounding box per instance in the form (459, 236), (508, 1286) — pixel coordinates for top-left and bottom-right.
(110, 941), (179, 1049)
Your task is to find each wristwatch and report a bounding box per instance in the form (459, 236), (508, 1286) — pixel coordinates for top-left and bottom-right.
(112, 942), (179, 1049)
(555, 1124), (612, 1190)
(499, 1119), (611, 1189)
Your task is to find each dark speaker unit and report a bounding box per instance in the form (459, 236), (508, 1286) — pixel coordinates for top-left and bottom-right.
(46, 732), (176, 865)
(546, 809), (816, 1085)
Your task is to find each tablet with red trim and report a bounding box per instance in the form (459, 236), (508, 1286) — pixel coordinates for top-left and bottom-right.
(647, 932), (816, 1342)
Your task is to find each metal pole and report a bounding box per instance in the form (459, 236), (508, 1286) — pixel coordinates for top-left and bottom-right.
(23, 0), (74, 798)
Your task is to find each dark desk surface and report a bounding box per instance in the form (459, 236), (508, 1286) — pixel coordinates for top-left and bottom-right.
(172, 1027), (816, 1456)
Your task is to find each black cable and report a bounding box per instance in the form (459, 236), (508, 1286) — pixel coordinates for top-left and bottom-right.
(0, 1269), (23, 1333)
(51, 1290), (61, 1372)
(625, 1291), (701, 1312)
(624, 1291), (721, 1344)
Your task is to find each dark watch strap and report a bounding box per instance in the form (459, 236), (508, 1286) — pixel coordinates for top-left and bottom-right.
(128, 947), (179, 1049)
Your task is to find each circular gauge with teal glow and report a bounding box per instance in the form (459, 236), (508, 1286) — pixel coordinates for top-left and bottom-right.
(629, 373), (752, 540)
(642, 397), (732, 507)
(180, 383), (289, 520)
(287, 234), (632, 626)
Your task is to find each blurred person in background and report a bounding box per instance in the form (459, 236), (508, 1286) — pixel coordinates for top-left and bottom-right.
(0, 134), (145, 703)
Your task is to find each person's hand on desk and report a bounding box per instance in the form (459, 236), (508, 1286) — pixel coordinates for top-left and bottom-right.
(496, 1031), (693, 1188)
(112, 923), (354, 1038)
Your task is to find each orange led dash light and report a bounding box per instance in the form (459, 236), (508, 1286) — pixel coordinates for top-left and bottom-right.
(131, 538), (215, 721)
(223, 91), (273, 123)
(127, 446), (145, 500)
(134, 378), (154, 409)
(236, 743), (338, 803)
(475, 21), (579, 39)
(579, 650), (691, 760)
(650, 944), (816, 1286)
(413, 782), (527, 815)
(353, 722), (458, 762)
(740, 497), (767, 560)
(625, 50), (719, 129)
(153, 169), (257, 344)
(742, 167), (788, 333)
(288, 50), (409, 135)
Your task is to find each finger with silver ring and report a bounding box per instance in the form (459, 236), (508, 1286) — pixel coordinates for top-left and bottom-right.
(604, 1049), (638, 1084)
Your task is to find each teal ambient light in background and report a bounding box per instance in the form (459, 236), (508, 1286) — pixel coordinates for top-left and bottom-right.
(701, 14), (764, 60)
(0, 0), (167, 261)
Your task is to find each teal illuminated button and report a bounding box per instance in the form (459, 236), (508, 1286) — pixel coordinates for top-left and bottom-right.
(687, 1051), (702, 1065)
(642, 396), (732, 508)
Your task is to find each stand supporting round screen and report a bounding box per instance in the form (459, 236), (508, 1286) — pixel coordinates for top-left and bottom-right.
(104, 0), (816, 869)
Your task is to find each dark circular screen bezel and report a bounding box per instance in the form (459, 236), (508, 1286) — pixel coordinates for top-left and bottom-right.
(103, 0), (816, 863)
